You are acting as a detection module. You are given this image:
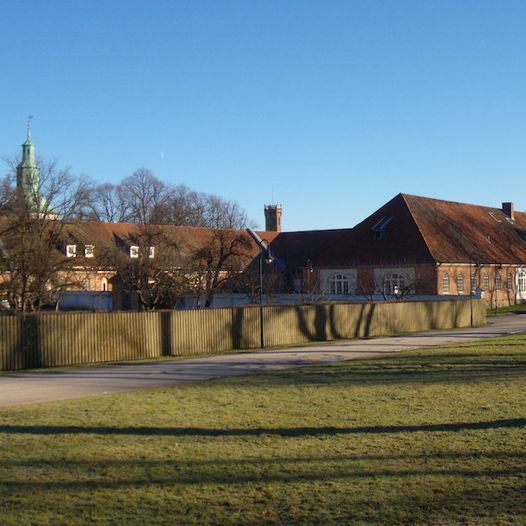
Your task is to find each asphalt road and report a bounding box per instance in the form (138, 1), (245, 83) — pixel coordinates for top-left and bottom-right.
(1, 315), (525, 408)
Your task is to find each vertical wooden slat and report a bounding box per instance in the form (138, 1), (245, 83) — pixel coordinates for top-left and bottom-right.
(0, 299), (487, 371)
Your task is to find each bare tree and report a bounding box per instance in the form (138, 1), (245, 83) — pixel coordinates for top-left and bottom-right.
(97, 225), (186, 311)
(0, 158), (92, 313)
(203, 195), (251, 229)
(191, 230), (254, 307)
(356, 271), (418, 301)
(87, 183), (130, 223)
(150, 184), (205, 227)
(118, 168), (169, 224)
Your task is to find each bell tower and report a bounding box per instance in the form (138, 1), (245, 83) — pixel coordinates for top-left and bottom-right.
(16, 116), (41, 211)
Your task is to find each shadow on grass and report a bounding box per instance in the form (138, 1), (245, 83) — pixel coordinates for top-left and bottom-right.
(1, 449), (525, 468)
(370, 478), (526, 525)
(0, 455), (524, 491)
(1, 448), (524, 523)
(0, 417), (524, 437)
(246, 349), (526, 386)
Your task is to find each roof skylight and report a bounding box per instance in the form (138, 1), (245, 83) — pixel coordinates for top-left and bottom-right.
(489, 212), (502, 223)
(372, 216), (393, 239)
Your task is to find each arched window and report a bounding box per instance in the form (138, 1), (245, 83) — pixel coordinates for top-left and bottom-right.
(329, 274), (349, 294)
(457, 273), (464, 294)
(519, 271), (526, 294)
(471, 273), (477, 292)
(101, 278), (108, 292)
(442, 273), (450, 294)
(384, 274), (405, 296)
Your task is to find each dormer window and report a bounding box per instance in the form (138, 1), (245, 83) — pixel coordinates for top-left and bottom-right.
(85, 245), (95, 258)
(130, 245), (139, 258)
(66, 244), (77, 258)
(372, 216), (393, 240)
(149, 246), (155, 258)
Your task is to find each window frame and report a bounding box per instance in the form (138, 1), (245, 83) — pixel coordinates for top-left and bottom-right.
(329, 273), (350, 295)
(384, 273), (406, 296)
(66, 244), (77, 258)
(457, 273), (464, 294)
(442, 272), (450, 294)
(84, 245), (95, 258)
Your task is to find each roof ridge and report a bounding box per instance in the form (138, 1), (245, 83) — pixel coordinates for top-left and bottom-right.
(73, 220), (255, 235)
(400, 192), (518, 213)
(275, 227), (354, 235)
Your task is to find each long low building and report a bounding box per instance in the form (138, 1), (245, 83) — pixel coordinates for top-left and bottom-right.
(26, 194), (526, 309)
(2, 131), (526, 309)
(268, 194), (526, 307)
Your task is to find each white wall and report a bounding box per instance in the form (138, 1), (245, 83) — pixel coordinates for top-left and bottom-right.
(319, 268), (358, 294)
(516, 267), (526, 301)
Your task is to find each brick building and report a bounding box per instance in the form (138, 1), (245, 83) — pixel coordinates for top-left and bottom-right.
(268, 193), (526, 307)
(3, 131), (526, 309)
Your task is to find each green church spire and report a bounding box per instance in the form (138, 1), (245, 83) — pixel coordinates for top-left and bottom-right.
(16, 116), (41, 211)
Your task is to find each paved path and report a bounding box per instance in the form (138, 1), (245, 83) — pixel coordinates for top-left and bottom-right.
(1, 315), (525, 408)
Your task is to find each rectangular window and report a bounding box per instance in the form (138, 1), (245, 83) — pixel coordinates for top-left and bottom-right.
(66, 245), (77, 258)
(496, 273), (501, 291)
(483, 274), (490, 290)
(471, 273), (476, 292)
(149, 246), (155, 259)
(85, 245), (95, 258)
(457, 274), (464, 294)
(82, 278), (90, 290)
(508, 273), (513, 290)
(130, 246), (139, 258)
(442, 273), (450, 294)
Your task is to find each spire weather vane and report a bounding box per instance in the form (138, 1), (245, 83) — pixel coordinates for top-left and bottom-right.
(27, 115), (33, 139)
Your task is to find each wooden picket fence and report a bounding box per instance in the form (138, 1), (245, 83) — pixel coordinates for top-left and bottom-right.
(0, 299), (486, 371)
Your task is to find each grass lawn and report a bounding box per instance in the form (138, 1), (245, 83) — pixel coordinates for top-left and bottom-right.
(487, 303), (526, 316)
(0, 336), (525, 525)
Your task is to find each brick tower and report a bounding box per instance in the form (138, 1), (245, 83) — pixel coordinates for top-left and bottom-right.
(264, 204), (282, 232)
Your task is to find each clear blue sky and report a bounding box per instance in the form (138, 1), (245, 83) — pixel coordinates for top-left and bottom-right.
(2, 0), (526, 231)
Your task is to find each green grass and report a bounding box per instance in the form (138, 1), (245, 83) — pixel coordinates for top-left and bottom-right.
(487, 302), (526, 316)
(1, 335), (525, 525)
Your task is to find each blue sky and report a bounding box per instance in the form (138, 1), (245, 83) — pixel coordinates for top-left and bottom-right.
(2, 0), (526, 231)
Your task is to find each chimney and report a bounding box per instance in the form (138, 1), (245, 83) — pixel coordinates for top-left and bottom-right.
(264, 204), (282, 232)
(502, 202), (515, 220)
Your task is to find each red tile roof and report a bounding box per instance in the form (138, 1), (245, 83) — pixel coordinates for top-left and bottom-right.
(318, 194), (435, 266)
(267, 228), (352, 268)
(270, 193), (526, 267)
(403, 194), (526, 264)
(64, 221), (277, 262)
(5, 193), (526, 272)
